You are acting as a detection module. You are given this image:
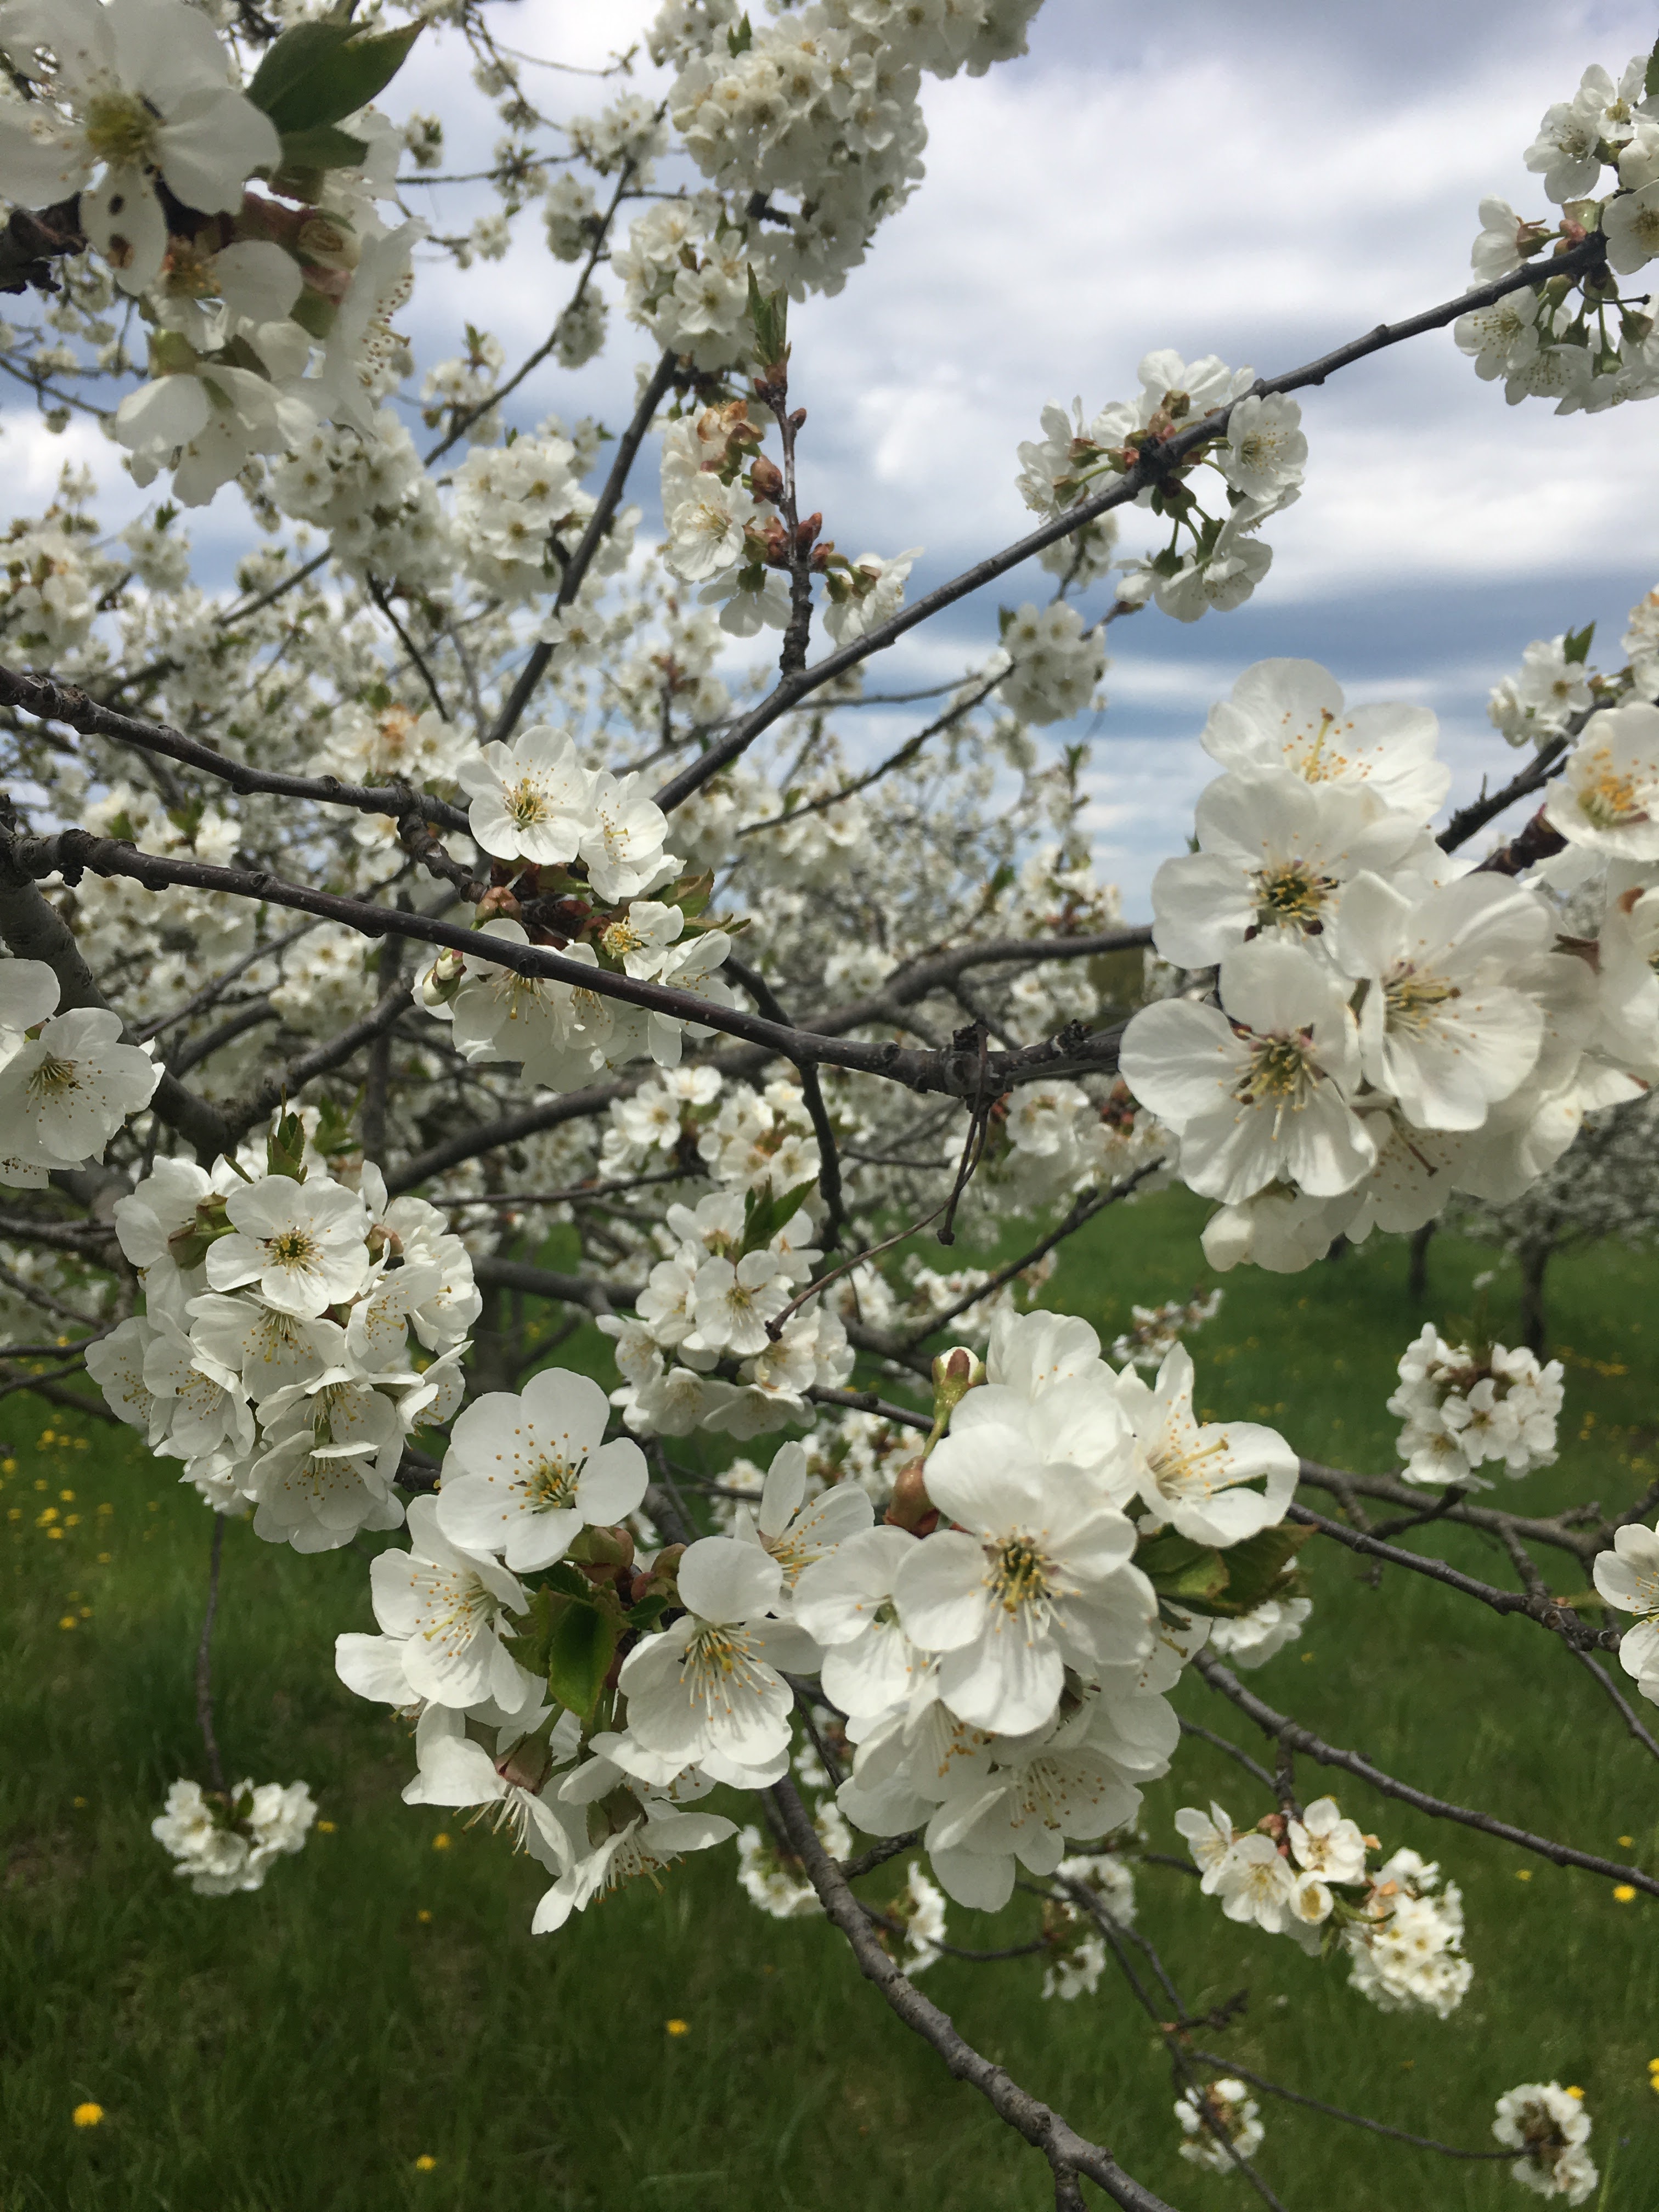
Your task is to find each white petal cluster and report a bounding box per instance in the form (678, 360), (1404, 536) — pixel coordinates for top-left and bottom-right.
(1109, 1288), (1222, 1370)
(1488, 635), (1595, 749)
(1592, 1515), (1659, 1706)
(1041, 1849), (1136, 1999)
(1457, 58), (1659, 417)
(1205, 1594), (1311, 1668)
(1175, 2079), (1264, 2172)
(1386, 1324), (1565, 1488)
(89, 1156), (477, 1547)
(450, 432), (598, 603)
(1176, 1801), (1471, 2015)
(1492, 2084), (1598, 2204)
(0, 957), (161, 1189)
(151, 1775), (317, 1896)
(1015, 353), (1301, 625)
(990, 602), (1107, 726)
(601, 1165), (853, 1443)
(1343, 1847), (1472, 2018)
(1120, 657), (1658, 1274)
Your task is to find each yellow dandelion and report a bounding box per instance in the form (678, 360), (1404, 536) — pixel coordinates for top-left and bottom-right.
(57, 1615), (76, 1631)
(1515, 1870), (1532, 1882)
(665, 2019), (690, 2038)
(1299, 1651), (1314, 1662)
(1565, 2086), (1584, 2100)
(1619, 1835), (1635, 1847)
(71, 2102), (103, 2128)
(73, 1796), (87, 1809)
(316, 1819), (337, 1835)
(1, 1456), (15, 1472)
(416, 1909), (433, 1924)
(1613, 1884), (1637, 1903)
(414, 2154), (438, 2172)
(432, 1832), (452, 1852)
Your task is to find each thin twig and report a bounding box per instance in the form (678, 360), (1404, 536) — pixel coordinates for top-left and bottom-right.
(196, 1514), (227, 1796)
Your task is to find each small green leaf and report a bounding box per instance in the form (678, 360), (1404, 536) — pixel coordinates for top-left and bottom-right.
(1135, 1529), (1230, 1610)
(745, 268), (788, 373)
(249, 18), (422, 134)
(727, 12), (753, 56)
(278, 123), (370, 170)
(1205, 1523), (1317, 1618)
(266, 1109), (308, 1183)
(1647, 33), (1659, 98)
(545, 1599), (619, 1719)
(740, 1176), (819, 1257)
(1562, 620), (1596, 665)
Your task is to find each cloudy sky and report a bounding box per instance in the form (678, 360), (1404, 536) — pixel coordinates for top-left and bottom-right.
(8, 0), (1658, 907)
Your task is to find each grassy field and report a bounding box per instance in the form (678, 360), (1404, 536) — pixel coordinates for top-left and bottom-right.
(3, 1190), (1657, 2211)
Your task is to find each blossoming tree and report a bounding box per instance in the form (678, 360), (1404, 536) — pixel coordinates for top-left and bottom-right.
(1, 2), (1657, 2202)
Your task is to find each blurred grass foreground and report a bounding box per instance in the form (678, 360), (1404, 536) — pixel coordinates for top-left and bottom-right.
(3, 1189), (1657, 2210)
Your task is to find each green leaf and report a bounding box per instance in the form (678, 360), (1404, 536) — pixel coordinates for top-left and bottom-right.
(1135, 1529), (1230, 1610)
(739, 1176), (819, 1258)
(1205, 1523), (1317, 1618)
(266, 1109), (308, 1183)
(545, 1599), (619, 1719)
(1562, 620), (1596, 665)
(745, 267), (788, 373)
(1647, 34), (1659, 98)
(727, 12), (753, 56)
(278, 123), (370, 170)
(249, 18), (422, 134)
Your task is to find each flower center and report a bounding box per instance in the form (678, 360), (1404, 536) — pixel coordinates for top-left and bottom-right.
(1383, 969), (1459, 1034)
(986, 1533), (1052, 1617)
(1252, 860), (1333, 928)
(1148, 1430), (1232, 1501)
(267, 1228), (319, 1271)
(1578, 747), (1649, 829)
(414, 1563), (495, 1657)
(527, 1452), (583, 1513)
(26, 1052), (77, 1101)
(505, 778), (549, 827)
(681, 1622), (765, 1714)
(83, 90), (161, 170)
(1234, 1033), (1316, 1110)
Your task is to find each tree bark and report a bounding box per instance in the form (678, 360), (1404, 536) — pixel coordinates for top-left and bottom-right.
(1407, 1220), (1435, 1302)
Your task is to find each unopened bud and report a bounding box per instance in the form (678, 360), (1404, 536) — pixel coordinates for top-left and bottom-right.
(571, 1523), (635, 1573)
(931, 1346), (984, 1423)
(420, 949), (465, 1007)
(749, 455), (785, 503)
(884, 1456), (937, 1533)
(474, 885), (522, 922)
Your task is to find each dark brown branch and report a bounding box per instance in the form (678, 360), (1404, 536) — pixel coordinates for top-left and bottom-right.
(1194, 1651), (1659, 1896)
(1296, 1460), (1604, 1565)
(1570, 1647), (1659, 1765)
(1183, 2050), (1514, 2163)
(0, 664), (472, 836)
(653, 239), (1605, 814)
(487, 348), (680, 746)
(1285, 1500), (1615, 1650)
(766, 1778), (1182, 2212)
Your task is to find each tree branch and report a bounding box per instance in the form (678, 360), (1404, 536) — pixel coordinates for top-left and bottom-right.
(1194, 1651), (1659, 1896)
(766, 1778), (1183, 2212)
(653, 239), (1604, 814)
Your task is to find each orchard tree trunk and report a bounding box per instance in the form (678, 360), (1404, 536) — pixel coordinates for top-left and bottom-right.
(1408, 1221), (1435, 1303)
(1518, 1242), (1553, 1355)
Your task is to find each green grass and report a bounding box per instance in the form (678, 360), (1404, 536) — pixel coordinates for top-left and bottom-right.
(4, 1194), (1658, 2210)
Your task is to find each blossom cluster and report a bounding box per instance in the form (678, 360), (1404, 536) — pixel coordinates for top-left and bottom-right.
(1176, 1798), (1472, 2017)
(1492, 2083), (1598, 2204)
(417, 722), (736, 1094)
(0, 957), (161, 1188)
(1386, 1323), (1564, 1487)
(1118, 656), (1659, 1274)
(1456, 54), (1659, 417)
(1109, 1287), (1222, 1370)
(1175, 2078), (1264, 2173)
(0, 0), (438, 505)
(86, 1145), (478, 1549)
(1015, 352), (1306, 624)
(334, 1307), (1300, 1933)
(151, 1775), (317, 1895)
